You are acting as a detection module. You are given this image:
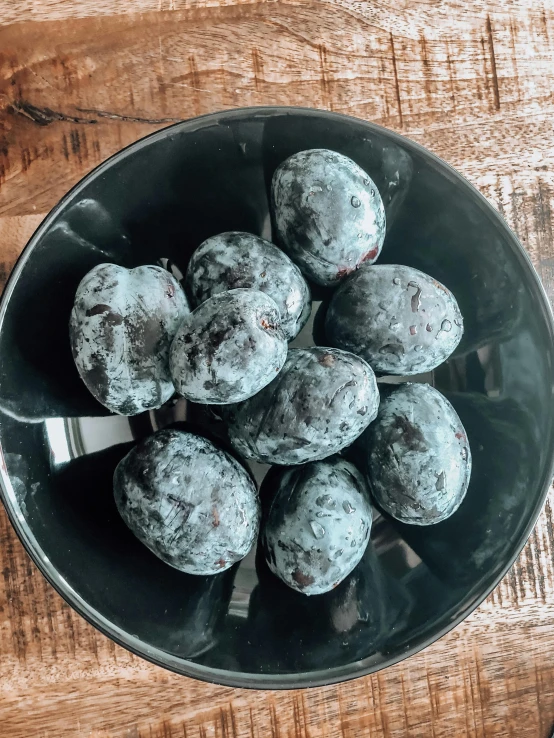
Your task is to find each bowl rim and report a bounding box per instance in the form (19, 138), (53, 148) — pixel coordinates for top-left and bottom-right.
(1, 105), (553, 690)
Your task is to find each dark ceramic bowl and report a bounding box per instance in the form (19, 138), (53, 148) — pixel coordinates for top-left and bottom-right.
(1, 107), (553, 689)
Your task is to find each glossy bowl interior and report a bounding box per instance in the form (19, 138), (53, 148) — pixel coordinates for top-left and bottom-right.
(1, 107), (553, 689)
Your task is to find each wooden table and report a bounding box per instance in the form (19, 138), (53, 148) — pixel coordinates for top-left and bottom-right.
(1, 1), (554, 736)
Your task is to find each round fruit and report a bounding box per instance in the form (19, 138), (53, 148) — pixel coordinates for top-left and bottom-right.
(271, 149), (386, 286)
(222, 347), (379, 465)
(398, 392), (534, 584)
(70, 263), (189, 416)
(113, 429), (260, 575)
(362, 382), (472, 525)
(244, 542), (409, 671)
(261, 457), (372, 595)
(169, 289), (287, 404)
(325, 264), (463, 375)
(185, 231), (311, 340)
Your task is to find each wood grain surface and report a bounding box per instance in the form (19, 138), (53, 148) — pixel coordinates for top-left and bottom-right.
(1, 1), (554, 736)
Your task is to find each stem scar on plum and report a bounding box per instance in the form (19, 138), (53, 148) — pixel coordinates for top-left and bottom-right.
(261, 318), (277, 330)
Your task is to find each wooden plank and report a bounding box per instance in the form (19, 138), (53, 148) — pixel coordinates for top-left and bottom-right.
(0, 0), (279, 26)
(0, 0), (554, 736)
(1, 3), (553, 216)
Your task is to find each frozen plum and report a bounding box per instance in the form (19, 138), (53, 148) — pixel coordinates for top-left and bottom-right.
(169, 289), (287, 404)
(70, 263), (189, 416)
(261, 457), (372, 595)
(398, 392), (536, 584)
(113, 428), (260, 575)
(185, 231), (311, 340)
(325, 264), (463, 375)
(362, 383), (471, 525)
(244, 542), (410, 671)
(222, 347), (379, 465)
(271, 149), (386, 286)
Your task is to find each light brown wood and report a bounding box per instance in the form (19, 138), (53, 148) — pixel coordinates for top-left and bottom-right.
(1, 1), (554, 736)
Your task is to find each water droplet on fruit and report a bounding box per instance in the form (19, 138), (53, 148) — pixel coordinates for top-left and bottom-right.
(414, 345), (423, 352)
(389, 321), (400, 330)
(308, 186), (323, 198)
(351, 540), (357, 547)
(393, 277), (401, 285)
(343, 500), (356, 514)
(409, 325), (417, 335)
(441, 319), (452, 332)
(408, 281), (422, 312)
(316, 494), (336, 510)
(351, 196), (361, 208)
(310, 521), (325, 539)
(357, 233), (363, 239)
(332, 548), (344, 559)
(363, 176), (370, 186)
(370, 189), (376, 197)
(426, 323), (433, 332)
(461, 447), (468, 461)
(327, 184), (333, 191)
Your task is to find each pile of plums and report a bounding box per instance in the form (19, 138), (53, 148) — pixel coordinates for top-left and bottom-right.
(70, 149), (472, 597)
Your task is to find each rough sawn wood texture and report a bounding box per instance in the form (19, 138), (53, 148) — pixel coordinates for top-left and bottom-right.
(1, 1), (554, 736)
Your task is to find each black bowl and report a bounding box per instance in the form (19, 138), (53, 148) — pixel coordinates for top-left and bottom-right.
(0, 107), (553, 689)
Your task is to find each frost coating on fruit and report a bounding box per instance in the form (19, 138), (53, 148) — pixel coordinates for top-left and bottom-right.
(261, 457), (372, 595)
(245, 542), (409, 670)
(222, 347), (380, 465)
(113, 429), (260, 575)
(325, 264), (463, 375)
(363, 383), (472, 525)
(185, 231), (311, 341)
(169, 288), (287, 404)
(398, 392), (533, 583)
(271, 149), (386, 286)
(70, 263), (189, 416)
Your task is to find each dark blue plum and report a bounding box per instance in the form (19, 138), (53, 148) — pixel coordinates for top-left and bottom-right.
(398, 392), (536, 584)
(325, 264), (464, 375)
(169, 288), (287, 404)
(53, 441), (238, 658)
(70, 264), (189, 416)
(271, 149), (386, 286)
(242, 543), (410, 671)
(362, 383), (471, 525)
(222, 347), (379, 465)
(185, 231), (311, 340)
(113, 428), (260, 575)
(261, 456), (372, 595)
